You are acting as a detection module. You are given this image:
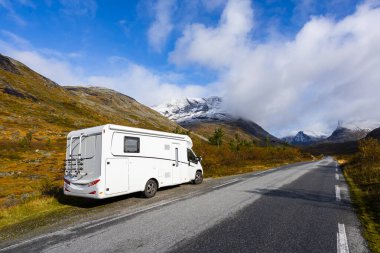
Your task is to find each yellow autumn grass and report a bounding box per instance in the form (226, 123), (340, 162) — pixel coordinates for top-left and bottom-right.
(0, 196), (66, 228)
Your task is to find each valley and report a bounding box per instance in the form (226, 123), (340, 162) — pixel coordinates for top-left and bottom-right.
(0, 54), (307, 233)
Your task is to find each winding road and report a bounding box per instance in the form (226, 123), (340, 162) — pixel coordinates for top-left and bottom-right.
(0, 157), (368, 253)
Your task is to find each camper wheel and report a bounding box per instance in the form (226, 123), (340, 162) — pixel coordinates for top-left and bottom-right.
(143, 179), (158, 198)
(193, 171), (203, 185)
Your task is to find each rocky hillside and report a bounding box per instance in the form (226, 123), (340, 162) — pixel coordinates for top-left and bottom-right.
(153, 97), (282, 145)
(0, 53), (180, 207)
(326, 126), (370, 143)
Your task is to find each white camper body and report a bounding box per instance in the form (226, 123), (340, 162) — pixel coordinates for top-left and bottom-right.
(63, 124), (203, 199)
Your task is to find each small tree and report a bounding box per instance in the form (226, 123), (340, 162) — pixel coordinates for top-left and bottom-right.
(209, 127), (224, 148)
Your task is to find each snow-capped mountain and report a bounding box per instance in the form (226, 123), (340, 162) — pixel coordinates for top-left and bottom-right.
(152, 96), (232, 123)
(336, 120), (380, 132)
(323, 120), (380, 143)
(282, 131), (326, 145)
(153, 96), (283, 145)
(326, 126), (370, 143)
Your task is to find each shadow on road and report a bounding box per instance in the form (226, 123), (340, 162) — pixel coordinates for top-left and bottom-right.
(244, 187), (351, 210)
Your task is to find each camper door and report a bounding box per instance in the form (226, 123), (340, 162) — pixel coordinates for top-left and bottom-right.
(105, 158), (129, 195)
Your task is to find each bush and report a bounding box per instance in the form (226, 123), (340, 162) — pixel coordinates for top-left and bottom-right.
(209, 128), (224, 147)
(40, 178), (61, 197)
(358, 138), (380, 164)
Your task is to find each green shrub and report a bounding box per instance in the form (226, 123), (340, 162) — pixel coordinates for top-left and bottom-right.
(209, 127), (224, 147)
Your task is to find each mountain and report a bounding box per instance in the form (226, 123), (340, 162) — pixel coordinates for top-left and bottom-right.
(282, 131), (326, 146)
(326, 126), (370, 143)
(153, 97), (282, 145)
(366, 127), (380, 140)
(63, 86), (177, 129)
(0, 53), (181, 206)
(153, 96), (231, 122)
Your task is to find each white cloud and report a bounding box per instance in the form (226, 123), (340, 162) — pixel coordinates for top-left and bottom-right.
(170, 0), (380, 136)
(87, 64), (207, 106)
(170, 0), (253, 69)
(0, 31), (206, 106)
(0, 31), (84, 85)
(147, 0), (175, 53)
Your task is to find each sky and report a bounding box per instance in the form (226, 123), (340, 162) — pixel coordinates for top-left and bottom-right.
(1, 0), (380, 137)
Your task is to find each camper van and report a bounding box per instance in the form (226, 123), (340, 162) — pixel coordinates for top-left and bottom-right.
(63, 124), (203, 199)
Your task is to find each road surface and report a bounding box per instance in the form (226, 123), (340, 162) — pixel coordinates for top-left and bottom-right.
(0, 158), (368, 252)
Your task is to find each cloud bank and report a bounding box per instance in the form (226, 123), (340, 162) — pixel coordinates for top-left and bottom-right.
(170, 0), (380, 136)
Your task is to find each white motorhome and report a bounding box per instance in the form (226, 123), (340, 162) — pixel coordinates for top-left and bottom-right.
(64, 124), (203, 199)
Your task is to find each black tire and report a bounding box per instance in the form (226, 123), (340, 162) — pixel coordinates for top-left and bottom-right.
(193, 171), (203, 185)
(143, 179), (158, 198)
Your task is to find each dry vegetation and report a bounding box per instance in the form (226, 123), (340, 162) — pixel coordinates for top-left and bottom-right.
(193, 128), (309, 178)
(341, 138), (380, 252)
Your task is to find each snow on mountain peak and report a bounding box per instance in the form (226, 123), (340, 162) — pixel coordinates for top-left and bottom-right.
(152, 96), (233, 122)
(337, 120), (380, 131)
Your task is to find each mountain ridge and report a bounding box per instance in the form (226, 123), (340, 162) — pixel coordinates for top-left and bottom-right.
(153, 96), (283, 145)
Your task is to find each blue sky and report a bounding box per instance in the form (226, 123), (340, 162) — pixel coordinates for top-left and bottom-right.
(1, 0), (380, 136)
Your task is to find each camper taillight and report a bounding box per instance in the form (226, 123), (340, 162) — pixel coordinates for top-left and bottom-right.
(88, 179), (100, 187)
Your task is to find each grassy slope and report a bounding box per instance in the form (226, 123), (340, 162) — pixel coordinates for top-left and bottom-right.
(0, 54), (308, 234)
(0, 56), (179, 208)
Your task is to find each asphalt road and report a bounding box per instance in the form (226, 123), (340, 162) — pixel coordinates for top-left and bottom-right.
(0, 158), (368, 253)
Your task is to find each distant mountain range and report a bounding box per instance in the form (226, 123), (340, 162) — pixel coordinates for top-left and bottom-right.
(153, 96), (380, 147)
(153, 97), (283, 145)
(282, 125), (372, 146)
(282, 123), (374, 145)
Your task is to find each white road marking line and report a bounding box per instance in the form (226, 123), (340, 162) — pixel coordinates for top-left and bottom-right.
(336, 173), (339, 180)
(212, 178), (241, 189)
(337, 223), (350, 253)
(336, 185), (341, 201)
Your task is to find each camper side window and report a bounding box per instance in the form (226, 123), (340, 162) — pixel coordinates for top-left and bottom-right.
(124, 137), (140, 153)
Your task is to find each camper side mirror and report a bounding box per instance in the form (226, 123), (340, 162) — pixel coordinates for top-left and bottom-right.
(197, 156), (202, 162)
